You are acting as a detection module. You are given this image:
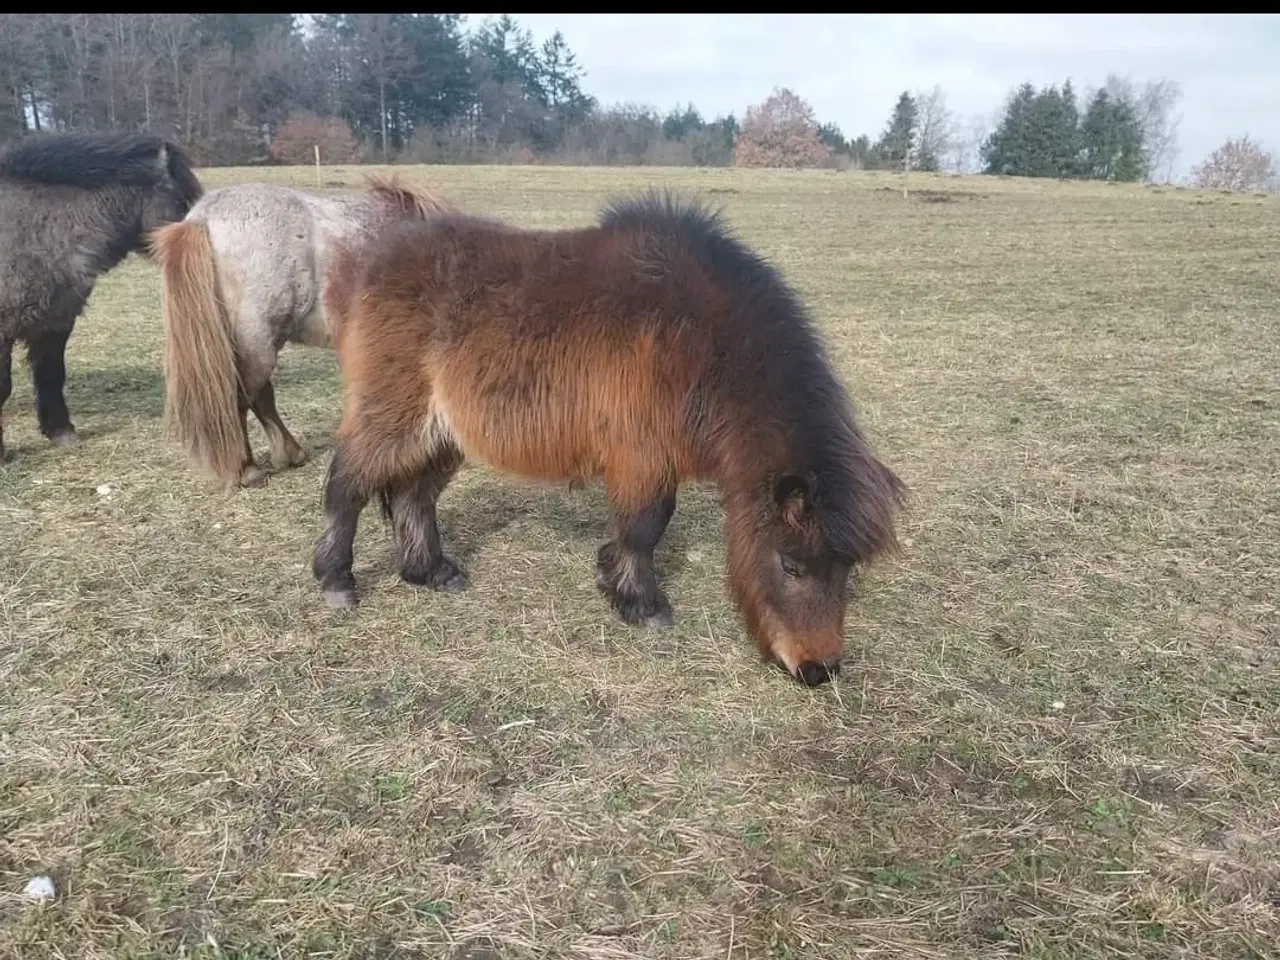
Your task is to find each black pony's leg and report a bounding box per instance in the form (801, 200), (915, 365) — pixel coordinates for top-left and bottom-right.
(596, 489), (677, 628)
(27, 326), (76, 445)
(0, 337), (12, 462)
(312, 443), (369, 608)
(386, 444), (467, 591)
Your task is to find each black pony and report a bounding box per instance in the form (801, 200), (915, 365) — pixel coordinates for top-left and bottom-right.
(0, 131), (202, 460)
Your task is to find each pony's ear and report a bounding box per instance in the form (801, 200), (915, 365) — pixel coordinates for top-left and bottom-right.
(774, 474), (811, 529)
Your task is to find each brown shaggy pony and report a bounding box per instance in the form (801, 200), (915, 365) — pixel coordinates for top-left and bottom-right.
(313, 191), (907, 686)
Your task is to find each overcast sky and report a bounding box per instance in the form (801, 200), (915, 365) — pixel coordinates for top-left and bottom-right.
(482, 14), (1279, 181)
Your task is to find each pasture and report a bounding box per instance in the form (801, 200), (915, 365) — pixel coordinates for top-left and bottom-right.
(1, 164), (1277, 958)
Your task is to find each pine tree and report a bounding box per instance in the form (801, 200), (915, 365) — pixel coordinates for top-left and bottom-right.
(817, 122), (848, 155)
(983, 81), (1081, 178)
(873, 92), (918, 169)
(981, 83), (1036, 175)
(1078, 89), (1148, 181)
(1052, 80), (1081, 176)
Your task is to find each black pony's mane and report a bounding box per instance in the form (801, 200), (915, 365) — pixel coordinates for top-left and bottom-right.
(599, 188), (730, 244)
(600, 188), (907, 565)
(0, 131), (200, 201)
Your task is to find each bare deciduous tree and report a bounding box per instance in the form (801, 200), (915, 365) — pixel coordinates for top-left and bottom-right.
(350, 14), (410, 161)
(912, 85), (955, 172)
(153, 14), (200, 142)
(0, 14), (45, 135)
(946, 113), (992, 174)
(1190, 135), (1276, 192)
(1103, 74), (1182, 183)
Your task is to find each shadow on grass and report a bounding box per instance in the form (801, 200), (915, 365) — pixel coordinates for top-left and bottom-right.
(440, 474), (725, 578)
(62, 363), (165, 422)
(345, 473), (727, 594)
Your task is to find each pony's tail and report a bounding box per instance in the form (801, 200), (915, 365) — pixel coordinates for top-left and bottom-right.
(151, 219), (245, 490)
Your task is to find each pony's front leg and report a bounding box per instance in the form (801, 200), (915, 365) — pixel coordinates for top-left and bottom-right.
(312, 444), (369, 607)
(0, 337), (12, 462)
(388, 445), (467, 591)
(596, 488), (678, 629)
(27, 327), (76, 446)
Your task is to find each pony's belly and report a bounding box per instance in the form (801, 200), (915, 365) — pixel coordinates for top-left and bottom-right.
(295, 306), (333, 349)
(442, 401), (598, 486)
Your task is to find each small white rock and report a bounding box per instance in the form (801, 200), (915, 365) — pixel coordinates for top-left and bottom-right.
(95, 484), (114, 497)
(1051, 700), (1066, 711)
(23, 875), (56, 902)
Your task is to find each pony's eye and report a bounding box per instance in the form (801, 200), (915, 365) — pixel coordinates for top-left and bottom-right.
(781, 556), (803, 578)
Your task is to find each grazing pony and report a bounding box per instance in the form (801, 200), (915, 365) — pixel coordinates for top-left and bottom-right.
(150, 177), (455, 489)
(0, 130), (202, 461)
(314, 191), (907, 686)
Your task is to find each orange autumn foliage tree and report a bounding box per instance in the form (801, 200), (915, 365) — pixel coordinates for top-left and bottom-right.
(270, 112), (364, 165)
(733, 88), (831, 169)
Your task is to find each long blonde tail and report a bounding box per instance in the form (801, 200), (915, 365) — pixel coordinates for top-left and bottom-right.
(151, 219), (246, 489)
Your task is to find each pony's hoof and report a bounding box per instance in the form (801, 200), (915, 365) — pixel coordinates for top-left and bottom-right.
(239, 466), (268, 488)
(610, 591), (675, 629)
(49, 430), (78, 447)
(644, 609), (676, 630)
(323, 588), (358, 609)
(278, 446), (309, 469)
(402, 557), (468, 592)
(437, 569), (469, 592)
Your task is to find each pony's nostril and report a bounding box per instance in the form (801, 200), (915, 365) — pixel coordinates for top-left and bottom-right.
(796, 660), (840, 686)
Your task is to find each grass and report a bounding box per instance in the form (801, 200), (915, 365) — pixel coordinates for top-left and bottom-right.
(1, 163), (1278, 959)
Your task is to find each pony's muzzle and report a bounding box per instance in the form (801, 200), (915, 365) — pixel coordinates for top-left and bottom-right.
(796, 660), (841, 687)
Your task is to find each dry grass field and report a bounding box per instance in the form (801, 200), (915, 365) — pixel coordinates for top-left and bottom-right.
(1, 163), (1278, 959)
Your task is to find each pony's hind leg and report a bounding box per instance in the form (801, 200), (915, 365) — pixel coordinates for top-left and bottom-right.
(385, 444), (467, 592)
(312, 443), (368, 607)
(27, 327), (76, 445)
(237, 403), (268, 488)
(249, 380), (308, 470)
(596, 489), (678, 629)
(0, 337), (12, 462)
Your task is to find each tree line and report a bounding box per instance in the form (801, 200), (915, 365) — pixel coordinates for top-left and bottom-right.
(0, 14), (1272, 190)
(0, 13), (741, 167)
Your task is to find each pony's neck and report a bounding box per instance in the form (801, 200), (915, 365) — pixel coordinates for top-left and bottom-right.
(90, 186), (146, 271)
(712, 435), (789, 525)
